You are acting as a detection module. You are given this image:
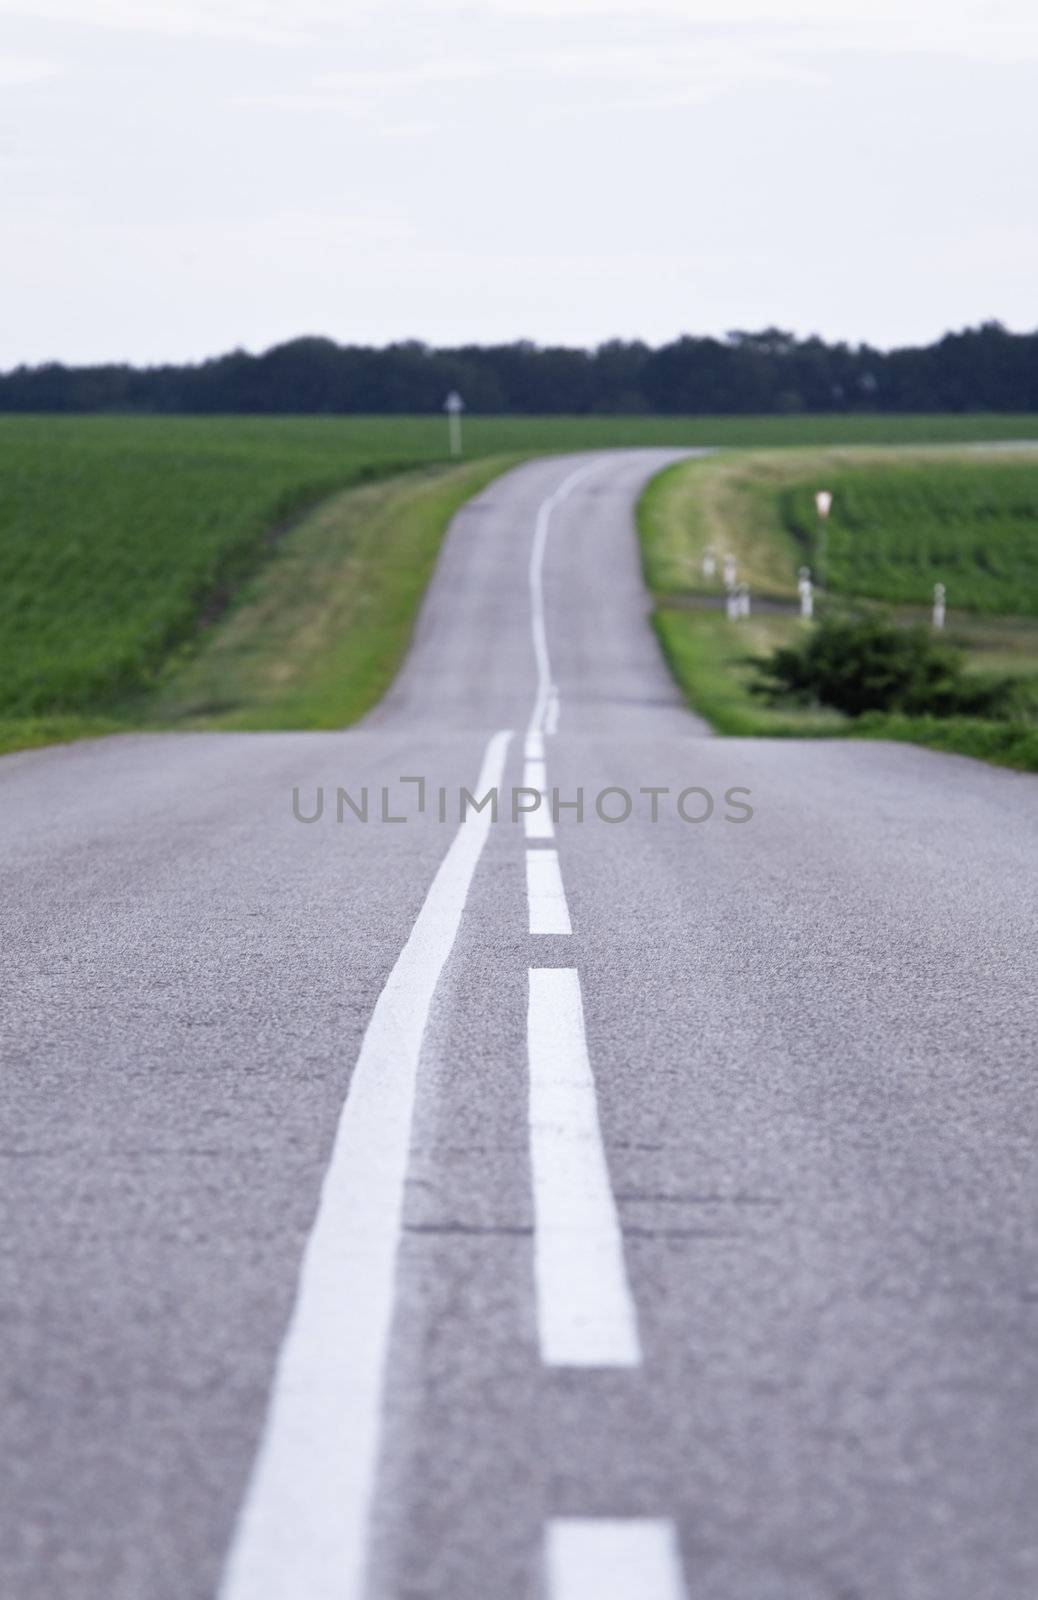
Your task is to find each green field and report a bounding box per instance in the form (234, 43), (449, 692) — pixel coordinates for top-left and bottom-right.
(3, 414), (1038, 762)
(639, 445), (1038, 771)
(780, 459), (1038, 614)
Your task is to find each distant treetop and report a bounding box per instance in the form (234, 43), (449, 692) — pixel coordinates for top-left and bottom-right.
(1, 322), (1034, 415)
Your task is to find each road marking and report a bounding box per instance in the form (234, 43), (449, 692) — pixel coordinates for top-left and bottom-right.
(524, 804), (554, 841)
(545, 1518), (688, 1600)
(528, 461), (602, 739)
(523, 756), (554, 841)
(526, 849), (572, 936)
(527, 968), (641, 1366)
(525, 730), (545, 760)
(219, 730), (512, 1600)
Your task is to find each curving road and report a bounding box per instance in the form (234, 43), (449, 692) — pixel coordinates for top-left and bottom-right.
(1, 451), (1036, 1600)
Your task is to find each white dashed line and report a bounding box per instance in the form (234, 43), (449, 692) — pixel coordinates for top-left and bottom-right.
(524, 806), (554, 841)
(219, 731), (512, 1600)
(527, 967), (641, 1367)
(526, 849), (572, 936)
(545, 1518), (688, 1600)
(523, 757), (555, 841)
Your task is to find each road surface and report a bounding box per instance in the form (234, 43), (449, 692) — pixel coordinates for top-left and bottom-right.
(1, 451), (1036, 1600)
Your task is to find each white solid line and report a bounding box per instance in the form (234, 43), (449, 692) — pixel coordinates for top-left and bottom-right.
(527, 968), (641, 1367)
(525, 730), (545, 761)
(219, 730), (512, 1600)
(526, 849), (572, 936)
(527, 461), (602, 739)
(545, 1519), (688, 1600)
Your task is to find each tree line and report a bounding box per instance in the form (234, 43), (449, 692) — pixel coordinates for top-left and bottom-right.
(2, 323), (1035, 414)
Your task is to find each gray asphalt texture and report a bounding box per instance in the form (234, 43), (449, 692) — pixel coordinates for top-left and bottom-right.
(1, 451), (1036, 1600)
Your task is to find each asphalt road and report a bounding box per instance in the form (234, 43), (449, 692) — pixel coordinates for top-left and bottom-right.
(1, 451), (1036, 1600)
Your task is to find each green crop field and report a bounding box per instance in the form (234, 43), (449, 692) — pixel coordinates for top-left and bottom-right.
(780, 459), (1038, 615)
(2, 414), (1038, 760)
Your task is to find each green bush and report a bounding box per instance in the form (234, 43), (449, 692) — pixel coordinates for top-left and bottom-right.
(752, 611), (1023, 718)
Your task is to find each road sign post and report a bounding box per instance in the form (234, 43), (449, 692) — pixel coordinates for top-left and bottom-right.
(933, 582), (946, 629)
(444, 391), (464, 457)
(815, 490), (833, 590)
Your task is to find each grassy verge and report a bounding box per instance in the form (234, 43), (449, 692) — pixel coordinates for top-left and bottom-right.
(147, 456), (516, 731)
(854, 713), (1038, 771)
(640, 449), (1038, 772)
(640, 450), (804, 599)
(0, 714), (127, 759)
(653, 609), (847, 737)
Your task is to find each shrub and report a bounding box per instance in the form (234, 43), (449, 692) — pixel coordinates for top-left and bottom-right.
(752, 611), (1023, 718)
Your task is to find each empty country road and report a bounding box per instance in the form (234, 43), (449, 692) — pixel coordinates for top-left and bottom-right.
(1, 451), (1036, 1600)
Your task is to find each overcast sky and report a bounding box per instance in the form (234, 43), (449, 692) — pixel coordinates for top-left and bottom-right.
(1, 0), (1035, 366)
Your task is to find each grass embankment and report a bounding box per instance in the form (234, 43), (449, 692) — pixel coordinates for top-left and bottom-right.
(639, 447), (1038, 771)
(148, 457), (513, 731)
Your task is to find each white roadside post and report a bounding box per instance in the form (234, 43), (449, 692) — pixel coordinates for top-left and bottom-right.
(739, 583), (751, 618)
(815, 489), (833, 590)
(723, 551), (737, 589)
(798, 565), (814, 619)
(702, 544), (716, 579)
(933, 582), (946, 629)
(444, 390), (464, 457)
(725, 587), (739, 621)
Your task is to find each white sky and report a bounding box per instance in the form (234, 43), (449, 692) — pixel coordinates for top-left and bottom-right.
(1, 0), (1035, 365)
